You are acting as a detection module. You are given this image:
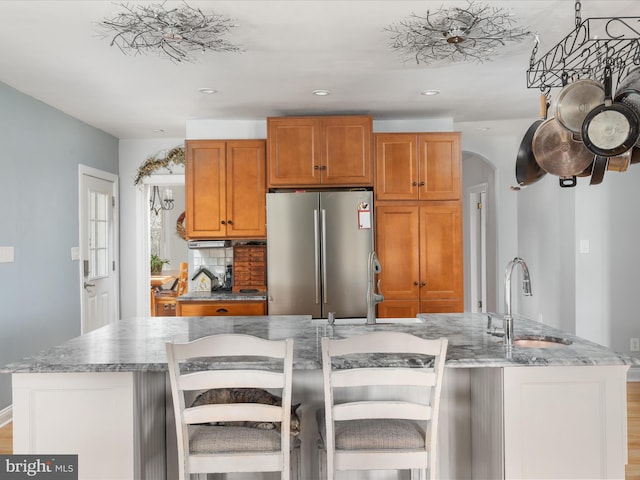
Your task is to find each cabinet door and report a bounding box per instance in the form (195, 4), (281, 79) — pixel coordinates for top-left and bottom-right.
(375, 205), (420, 303)
(322, 116), (373, 186)
(375, 133), (419, 200)
(418, 133), (461, 200)
(377, 299), (419, 319)
(226, 140), (266, 238)
(185, 140), (226, 238)
(419, 203), (463, 311)
(267, 117), (321, 186)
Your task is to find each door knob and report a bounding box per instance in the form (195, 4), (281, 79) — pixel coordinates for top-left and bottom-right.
(84, 282), (95, 289)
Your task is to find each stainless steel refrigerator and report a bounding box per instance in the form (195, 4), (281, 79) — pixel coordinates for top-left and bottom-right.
(266, 190), (373, 318)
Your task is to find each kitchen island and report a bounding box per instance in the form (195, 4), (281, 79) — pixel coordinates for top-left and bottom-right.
(2, 313), (636, 479)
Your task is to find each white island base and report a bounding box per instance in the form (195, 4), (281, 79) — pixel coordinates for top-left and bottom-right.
(12, 365), (629, 480)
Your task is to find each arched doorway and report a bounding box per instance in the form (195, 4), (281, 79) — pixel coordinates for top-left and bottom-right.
(462, 151), (498, 313)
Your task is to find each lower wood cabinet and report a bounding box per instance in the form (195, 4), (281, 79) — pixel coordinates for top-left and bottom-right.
(375, 202), (463, 316)
(176, 300), (267, 317)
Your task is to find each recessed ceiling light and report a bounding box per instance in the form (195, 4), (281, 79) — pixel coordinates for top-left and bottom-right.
(312, 89), (331, 96)
(475, 126), (491, 132)
(152, 129), (165, 133)
(420, 89), (440, 96)
(198, 87), (217, 94)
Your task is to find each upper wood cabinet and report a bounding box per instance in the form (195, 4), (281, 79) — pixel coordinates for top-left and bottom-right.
(375, 132), (461, 201)
(267, 115), (373, 187)
(185, 140), (266, 239)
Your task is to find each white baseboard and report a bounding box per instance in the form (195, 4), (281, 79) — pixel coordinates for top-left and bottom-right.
(0, 405), (12, 427)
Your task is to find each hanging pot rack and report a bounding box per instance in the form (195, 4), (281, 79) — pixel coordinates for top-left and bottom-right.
(527, 1), (640, 92)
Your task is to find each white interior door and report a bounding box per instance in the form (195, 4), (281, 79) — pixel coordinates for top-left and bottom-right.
(469, 184), (488, 313)
(79, 166), (119, 333)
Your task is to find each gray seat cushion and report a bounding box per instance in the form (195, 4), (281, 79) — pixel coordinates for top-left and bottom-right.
(316, 409), (426, 450)
(189, 425), (301, 454)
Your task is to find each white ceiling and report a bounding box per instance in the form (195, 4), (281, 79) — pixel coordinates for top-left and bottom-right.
(0, 1), (636, 139)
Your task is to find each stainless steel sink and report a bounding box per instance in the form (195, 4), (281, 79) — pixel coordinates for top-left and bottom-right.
(510, 335), (572, 348)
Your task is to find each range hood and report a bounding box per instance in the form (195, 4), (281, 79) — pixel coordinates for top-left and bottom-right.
(187, 240), (230, 249)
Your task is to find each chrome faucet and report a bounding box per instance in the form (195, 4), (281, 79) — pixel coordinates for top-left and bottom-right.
(504, 257), (532, 348)
(366, 251), (384, 325)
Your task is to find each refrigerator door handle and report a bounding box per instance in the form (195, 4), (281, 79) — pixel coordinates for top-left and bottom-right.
(314, 208), (321, 305)
(321, 208), (328, 304)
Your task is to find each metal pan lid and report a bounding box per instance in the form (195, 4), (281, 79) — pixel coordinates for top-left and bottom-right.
(554, 79), (605, 135)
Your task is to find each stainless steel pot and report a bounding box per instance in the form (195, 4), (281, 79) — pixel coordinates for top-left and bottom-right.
(532, 117), (594, 177)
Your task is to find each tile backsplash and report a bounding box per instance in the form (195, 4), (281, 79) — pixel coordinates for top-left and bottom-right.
(188, 246), (233, 289)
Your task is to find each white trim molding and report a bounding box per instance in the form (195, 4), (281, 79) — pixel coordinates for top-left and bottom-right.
(0, 404), (12, 428)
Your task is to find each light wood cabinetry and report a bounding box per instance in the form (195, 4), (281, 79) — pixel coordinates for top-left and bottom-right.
(176, 300), (267, 317)
(376, 202), (463, 316)
(185, 139), (266, 239)
(375, 132), (461, 201)
(267, 115), (373, 187)
(375, 131), (463, 316)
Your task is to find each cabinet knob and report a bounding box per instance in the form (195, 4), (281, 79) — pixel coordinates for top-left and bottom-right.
(321, 165), (327, 170)
(421, 281), (426, 287)
(314, 165), (320, 170)
(227, 220), (233, 225)
(419, 181), (425, 186)
(216, 308), (229, 313)
(221, 220), (226, 225)
(412, 181), (418, 186)
(414, 281), (419, 286)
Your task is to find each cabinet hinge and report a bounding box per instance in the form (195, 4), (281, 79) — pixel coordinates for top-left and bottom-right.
(113, 261), (116, 272)
(112, 196), (116, 207)
(478, 300), (483, 308)
(477, 202), (483, 210)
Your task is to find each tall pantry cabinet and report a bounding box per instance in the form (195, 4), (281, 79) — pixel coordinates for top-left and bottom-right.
(374, 133), (463, 317)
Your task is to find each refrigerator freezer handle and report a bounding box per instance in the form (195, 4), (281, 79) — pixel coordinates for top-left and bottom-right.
(321, 208), (328, 304)
(314, 209), (320, 305)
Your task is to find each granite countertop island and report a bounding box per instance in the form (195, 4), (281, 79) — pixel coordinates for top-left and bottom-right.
(3, 313), (636, 480)
(2, 313), (636, 373)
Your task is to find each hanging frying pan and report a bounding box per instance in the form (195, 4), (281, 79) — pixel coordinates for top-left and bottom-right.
(554, 78), (605, 137)
(515, 94), (547, 186)
(615, 66), (640, 147)
(590, 156), (608, 185)
(532, 116), (594, 178)
(582, 66), (640, 157)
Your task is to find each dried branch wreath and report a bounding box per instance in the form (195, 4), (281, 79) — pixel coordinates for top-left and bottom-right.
(134, 146), (185, 186)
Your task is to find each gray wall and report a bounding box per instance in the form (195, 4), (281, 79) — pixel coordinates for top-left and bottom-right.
(0, 81), (118, 409)
(517, 138), (640, 359)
